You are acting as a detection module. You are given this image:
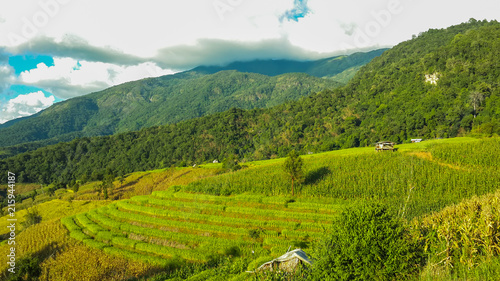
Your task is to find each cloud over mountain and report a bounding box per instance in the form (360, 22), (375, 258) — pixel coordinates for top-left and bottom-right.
(0, 91), (54, 123)
(153, 37), (341, 70)
(9, 35), (146, 66)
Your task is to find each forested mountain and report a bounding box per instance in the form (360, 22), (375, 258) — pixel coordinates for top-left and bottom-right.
(1, 19), (499, 184)
(0, 72), (340, 153)
(192, 49), (387, 81)
(0, 50), (387, 155)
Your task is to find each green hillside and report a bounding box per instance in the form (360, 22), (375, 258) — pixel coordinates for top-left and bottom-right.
(1, 19), (499, 185)
(0, 50), (388, 155)
(2, 137), (499, 280)
(0, 71), (342, 154)
(57, 137), (500, 280)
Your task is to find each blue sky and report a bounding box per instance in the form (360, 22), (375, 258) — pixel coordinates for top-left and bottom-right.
(0, 53), (62, 123)
(281, 0), (311, 22)
(4, 55), (62, 104)
(9, 54), (54, 75)
(0, 0), (499, 123)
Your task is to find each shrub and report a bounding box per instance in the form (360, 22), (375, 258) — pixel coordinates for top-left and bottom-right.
(311, 203), (424, 280)
(248, 229), (261, 239)
(6, 256), (41, 281)
(224, 246), (241, 257)
(22, 208), (42, 229)
(222, 155), (242, 172)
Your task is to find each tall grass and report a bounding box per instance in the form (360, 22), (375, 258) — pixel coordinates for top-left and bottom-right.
(185, 139), (500, 218)
(418, 189), (500, 280)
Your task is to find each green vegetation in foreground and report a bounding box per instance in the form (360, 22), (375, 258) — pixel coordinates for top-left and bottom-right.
(49, 137), (500, 280)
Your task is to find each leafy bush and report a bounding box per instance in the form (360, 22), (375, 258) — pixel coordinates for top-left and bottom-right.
(311, 203), (424, 280)
(6, 256), (41, 281)
(248, 229), (261, 239)
(222, 155), (242, 172)
(21, 208), (42, 229)
(224, 246), (241, 257)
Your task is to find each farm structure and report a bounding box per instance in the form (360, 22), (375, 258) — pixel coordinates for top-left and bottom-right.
(252, 249), (312, 273)
(375, 141), (397, 152)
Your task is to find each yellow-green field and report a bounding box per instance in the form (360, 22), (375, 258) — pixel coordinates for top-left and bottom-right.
(1, 137), (499, 280)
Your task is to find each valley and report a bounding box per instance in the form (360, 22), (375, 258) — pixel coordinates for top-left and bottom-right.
(0, 19), (499, 281)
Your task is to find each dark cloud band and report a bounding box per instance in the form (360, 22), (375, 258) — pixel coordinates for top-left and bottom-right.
(9, 35), (146, 66)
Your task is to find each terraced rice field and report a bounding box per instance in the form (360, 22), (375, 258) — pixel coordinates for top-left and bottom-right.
(61, 190), (340, 266)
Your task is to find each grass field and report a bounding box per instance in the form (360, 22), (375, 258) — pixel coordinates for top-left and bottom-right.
(186, 137), (500, 219)
(1, 137), (499, 280)
(62, 190), (339, 267)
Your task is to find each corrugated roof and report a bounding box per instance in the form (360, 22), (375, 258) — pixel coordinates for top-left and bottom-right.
(254, 249), (313, 272)
(272, 249), (312, 264)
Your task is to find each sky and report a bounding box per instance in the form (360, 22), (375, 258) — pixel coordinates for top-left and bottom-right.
(0, 0), (498, 124)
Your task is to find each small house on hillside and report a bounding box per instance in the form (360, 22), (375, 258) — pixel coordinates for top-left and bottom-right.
(375, 141), (397, 152)
(411, 139), (423, 143)
(252, 249), (313, 273)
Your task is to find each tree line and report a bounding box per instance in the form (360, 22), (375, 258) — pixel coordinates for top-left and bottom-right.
(1, 19), (499, 185)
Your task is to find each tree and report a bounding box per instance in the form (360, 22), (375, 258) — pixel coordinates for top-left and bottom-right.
(22, 208), (42, 229)
(222, 155), (241, 171)
(97, 174), (114, 199)
(470, 90), (484, 118)
(71, 181), (80, 193)
(118, 172), (126, 187)
(283, 150), (304, 196)
(6, 256), (41, 281)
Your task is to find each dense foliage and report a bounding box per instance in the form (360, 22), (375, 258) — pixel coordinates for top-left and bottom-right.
(0, 50), (387, 152)
(0, 71), (342, 153)
(5, 256), (41, 281)
(1, 20), (500, 184)
(311, 203), (424, 280)
(347, 19), (500, 142)
(418, 189), (500, 279)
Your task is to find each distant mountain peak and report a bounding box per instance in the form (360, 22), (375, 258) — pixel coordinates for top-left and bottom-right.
(190, 49), (388, 78)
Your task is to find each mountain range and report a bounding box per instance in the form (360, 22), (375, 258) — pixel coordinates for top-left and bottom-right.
(1, 19), (499, 184)
(0, 50), (386, 157)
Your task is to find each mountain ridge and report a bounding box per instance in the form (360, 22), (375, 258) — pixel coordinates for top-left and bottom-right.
(0, 50), (386, 155)
(2, 19), (499, 184)
(191, 49), (388, 79)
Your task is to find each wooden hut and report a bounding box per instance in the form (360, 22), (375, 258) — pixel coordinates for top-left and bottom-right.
(252, 249), (312, 273)
(375, 141), (397, 151)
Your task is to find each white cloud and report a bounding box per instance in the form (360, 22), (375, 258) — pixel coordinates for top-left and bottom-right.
(0, 91), (55, 123)
(0, 64), (15, 92)
(18, 58), (173, 99)
(0, 0), (499, 124)
(0, 0), (498, 57)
